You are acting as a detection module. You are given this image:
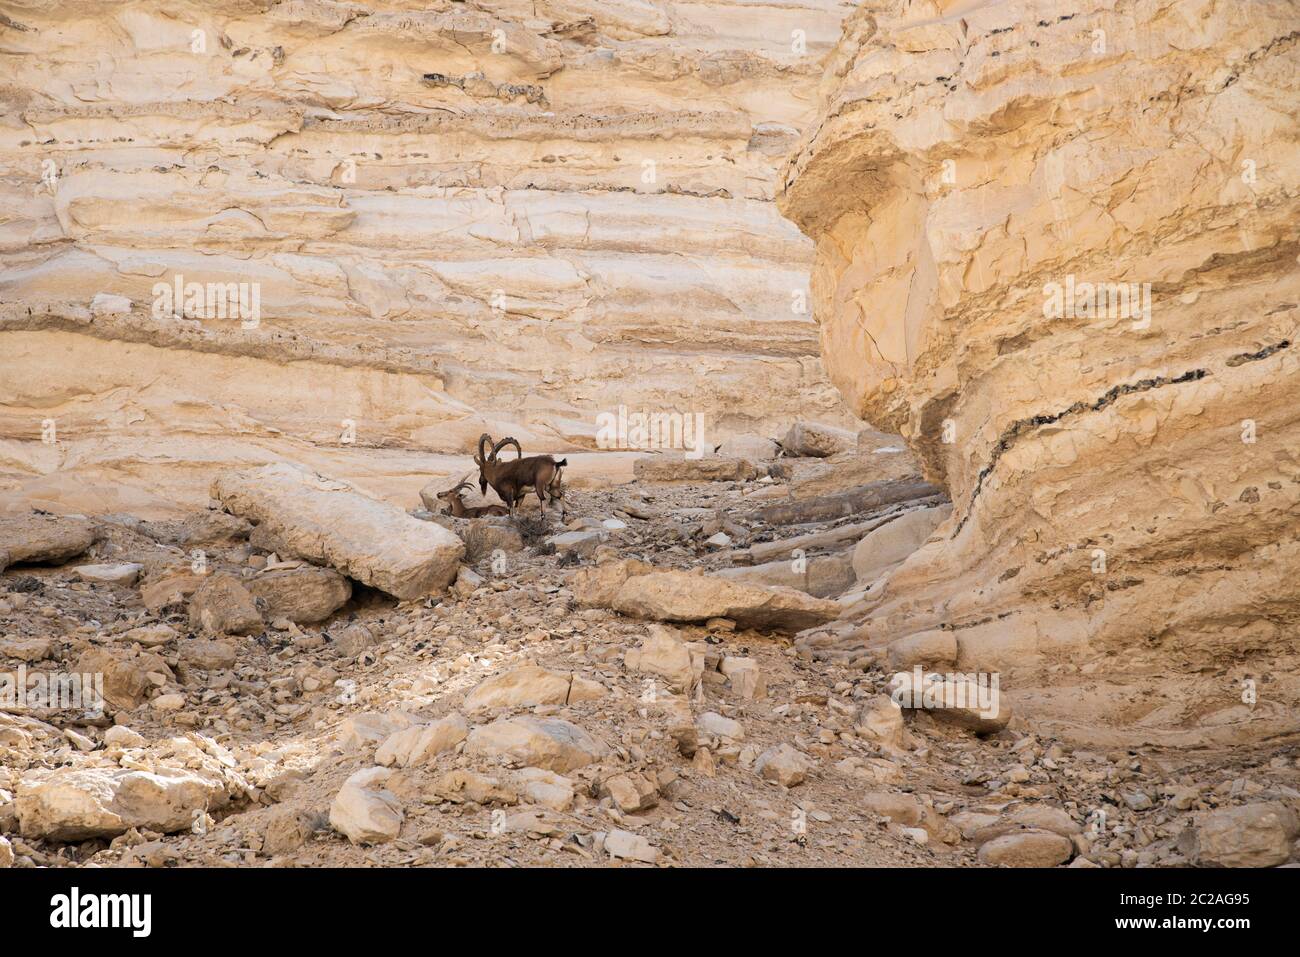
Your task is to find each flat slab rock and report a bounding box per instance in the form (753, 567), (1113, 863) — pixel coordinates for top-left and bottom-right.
(0, 513), (95, 573)
(211, 464), (464, 600)
(574, 560), (841, 633)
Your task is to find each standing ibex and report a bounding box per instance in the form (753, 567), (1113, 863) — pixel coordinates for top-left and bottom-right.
(474, 433), (567, 519)
(436, 475), (509, 518)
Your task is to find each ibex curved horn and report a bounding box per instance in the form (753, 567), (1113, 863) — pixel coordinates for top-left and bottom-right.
(491, 436), (522, 461)
(475, 433), (494, 466)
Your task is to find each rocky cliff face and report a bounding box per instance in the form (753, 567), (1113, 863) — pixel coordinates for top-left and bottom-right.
(0, 0), (853, 514)
(779, 0), (1300, 744)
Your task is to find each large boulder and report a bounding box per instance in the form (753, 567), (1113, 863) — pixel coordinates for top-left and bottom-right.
(852, 505), (952, 583)
(212, 464), (464, 600)
(1185, 803), (1300, 867)
(247, 565), (351, 623)
(575, 560), (841, 633)
(0, 513), (95, 573)
(465, 716), (607, 773)
(16, 766), (232, 840)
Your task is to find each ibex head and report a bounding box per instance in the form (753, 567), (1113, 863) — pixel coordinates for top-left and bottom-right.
(436, 474), (476, 502)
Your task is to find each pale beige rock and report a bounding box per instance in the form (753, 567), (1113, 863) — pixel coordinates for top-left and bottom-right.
(853, 695), (905, 748)
(16, 766), (231, 840)
(780, 422), (854, 458)
(179, 638), (237, 671)
(779, 0), (1300, 742)
(212, 464), (464, 600)
(118, 624), (178, 648)
(623, 624), (701, 694)
(886, 631), (958, 671)
(851, 505), (951, 583)
(600, 772), (659, 813)
(633, 455), (761, 483)
(431, 769), (517, 806)
(1187, 803), (1300, 868)
(74, 647), (172, 711)
(719, 656), (766, 700)
(579, 561), (841, 633)
(0, 2), (855, 517)
(0, 636), (54, 662)
(977, 830), (1074, 868)
(861, 791), (923, 826)
(329, 767), (403, 844)
(716, 551), (856, 599)
(465, 716), (607, 773)
(188, 572), (262, 636)
(889, 671), (1011, 734)
(697, 711), (745, 741)
(375, 713), (468, 767)
(604, 828), (659, 864)
(73, 562), (143, 586)
(247, 565), (351, 624)
(716, 435), (779, 461)
(103, 725), (145, 749)
(513, 768), (574, 812)
(464, 665), (604, 712)
(0, 513), (94, 572)
(754, 744), (811, 787)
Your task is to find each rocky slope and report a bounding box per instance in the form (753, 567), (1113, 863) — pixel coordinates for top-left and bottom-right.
(4, 455), (1296, 869)
(778, 0), (1300, 745)
(0, 0), (854, 515)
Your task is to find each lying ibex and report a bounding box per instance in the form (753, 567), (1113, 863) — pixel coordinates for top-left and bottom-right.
(474, 433), (567, 519)
(435, 475), (509, 518)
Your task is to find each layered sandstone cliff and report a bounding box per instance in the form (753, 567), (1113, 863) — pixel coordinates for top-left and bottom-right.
(0, 0), (853, 514)
(779, 0), (1300, 744)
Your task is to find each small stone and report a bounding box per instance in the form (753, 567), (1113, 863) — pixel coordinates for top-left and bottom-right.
(104, 726), (145, 749)
(73, 563), (143, 587)
(601, 773), (659, 813)
(604, 828), (659, 863)
(697, 711), (745, 741)
(180, 639), (237, 671)
(329, 767), (404, 844)
(189, 573), (262, 636)
(754, 744), (810, 787)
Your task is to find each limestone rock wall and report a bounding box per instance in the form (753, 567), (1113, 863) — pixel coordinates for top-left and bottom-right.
(0, 0), (854, 514)
(779, 0), (1300, 744)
